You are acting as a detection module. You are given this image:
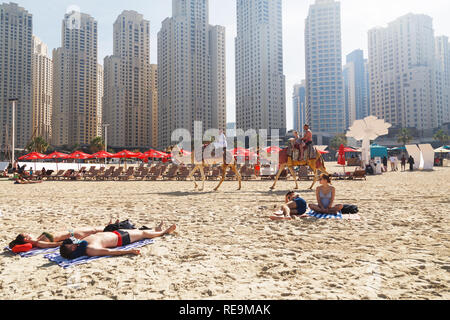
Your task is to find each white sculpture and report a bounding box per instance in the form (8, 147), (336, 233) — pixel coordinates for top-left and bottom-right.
(346, 116), (392, 166)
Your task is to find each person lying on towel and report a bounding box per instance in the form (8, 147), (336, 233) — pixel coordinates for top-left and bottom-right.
(308, 174), (344, 214)
(8, 219), (164, 253)
(271, 191), (308, 220)
(59, 225), (177, 260)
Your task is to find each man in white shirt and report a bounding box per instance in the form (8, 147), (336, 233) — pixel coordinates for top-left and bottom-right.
(389, 156), (398, 171)
(214, 130), (228, 162)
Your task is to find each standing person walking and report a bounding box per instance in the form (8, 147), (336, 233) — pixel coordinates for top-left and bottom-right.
(401, 155), (407, 172)
(408, 155), (415, 172)
(382, 156), (388, 172)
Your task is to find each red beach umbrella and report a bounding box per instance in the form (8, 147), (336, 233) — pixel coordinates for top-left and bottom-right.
(265, 146), (282, 154)
(112, 150), (141, 159)
(68, 151), (91, 160)
(18, 152), (46, 161)
(89, 151), (114, 159)
(44, 152), (69, 160)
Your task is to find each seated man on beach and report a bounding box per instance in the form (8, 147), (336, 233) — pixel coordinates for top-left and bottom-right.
(308, 174), (343, 214)
(8, 219), (165, 251)
(59, 225), (177, 260)
(271, 191), (308, 220)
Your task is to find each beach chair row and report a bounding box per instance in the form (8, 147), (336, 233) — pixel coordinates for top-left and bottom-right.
(39, 164), (264, 182)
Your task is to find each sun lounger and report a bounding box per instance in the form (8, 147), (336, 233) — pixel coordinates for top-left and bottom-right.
(147, 167), (163, 181)
(176, 166), (190, 181)
(48, 170), (65, 181)
(109, 167), (124, 181)
(349, 169), (367, 181)
(119, 167), (135, 181)
(163, 165), (179, 180)
(134, 168), (149, 181)
(207, 167), (220, 180)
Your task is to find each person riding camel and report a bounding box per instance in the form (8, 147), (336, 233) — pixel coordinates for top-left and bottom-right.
(288, 131), (303, 161)
(301, 124), (314, 160)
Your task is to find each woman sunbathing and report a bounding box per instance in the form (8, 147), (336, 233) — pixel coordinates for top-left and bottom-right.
(270, 191), (308, 220)
(8, 219), (165, 251)
(308, 174), (343, 214)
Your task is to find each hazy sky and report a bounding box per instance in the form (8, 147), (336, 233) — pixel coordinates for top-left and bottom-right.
(13, 0), (450, 129)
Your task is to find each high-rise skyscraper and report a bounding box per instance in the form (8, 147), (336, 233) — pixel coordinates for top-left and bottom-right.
(0, 3), (33, 149)
(103, 10), (152, 149)
(235, 0), (286, 136)
(97, 64), (103, 138)
(52, 11), (100, 147)
(32, 36), (53, 142)
(368, 14), (448, 130)
(436, 36), (450, 124)
(150, 64), (158, 147)
(293, 81), (306, 134)
(158, 0), (226, 148)
(343, 49), (370, 129)
(305, 0), (345, 142)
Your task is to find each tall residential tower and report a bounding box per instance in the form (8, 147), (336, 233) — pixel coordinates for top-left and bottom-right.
(305, 0), (345, 142)
(158, 0), (226, 148)
(103, 10), (152, 149)
(343, 49), (370, 129)
(0, 3), (33, 149)
(293, 81), (306, 134)
(368, 14), (448, 130)
(52, 11), (100, 147)
(32, 36), (53, 142)
(235, 0), (286, 135)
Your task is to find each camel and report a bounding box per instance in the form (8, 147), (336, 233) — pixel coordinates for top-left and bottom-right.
(270, 148), (329, 190)
(170, 145), (242, 192)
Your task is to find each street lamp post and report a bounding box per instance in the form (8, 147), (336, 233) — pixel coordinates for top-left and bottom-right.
(9, 98), (18, 165)
(103, 124), (110, 164)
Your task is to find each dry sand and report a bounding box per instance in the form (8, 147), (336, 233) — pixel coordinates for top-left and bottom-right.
(0, 163), (449, 300)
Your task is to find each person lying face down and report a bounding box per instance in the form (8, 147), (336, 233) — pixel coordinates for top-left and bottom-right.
(59, 225), (177, 260)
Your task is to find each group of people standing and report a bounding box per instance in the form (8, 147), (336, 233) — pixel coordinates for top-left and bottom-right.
(382, 155), (415, 172)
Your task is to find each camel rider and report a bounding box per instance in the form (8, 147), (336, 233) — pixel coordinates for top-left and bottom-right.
(302, 125), (314, 160)
(213, 129), (228, 162)
(287, 131), (303, 161)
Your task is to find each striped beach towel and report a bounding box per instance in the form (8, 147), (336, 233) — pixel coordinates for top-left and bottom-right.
(306, 211), (343, 220)
(44, 239), (155, 269)
(4, 246), (58, 258)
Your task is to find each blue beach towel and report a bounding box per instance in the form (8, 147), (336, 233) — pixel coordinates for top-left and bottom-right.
(306, 211), (343, 220)
(4, 246), (58, 258)
(44, 239), (155, 269)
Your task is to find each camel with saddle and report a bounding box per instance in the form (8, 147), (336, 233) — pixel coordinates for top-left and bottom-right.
(270, 143), (329, 191)
(170, 144), (242, 191)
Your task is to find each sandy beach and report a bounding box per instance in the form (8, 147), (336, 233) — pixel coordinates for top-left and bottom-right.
(0, 163), (448, 300)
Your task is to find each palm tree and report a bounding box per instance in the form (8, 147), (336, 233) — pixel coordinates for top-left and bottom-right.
(433, 129), (449, 145)
(397, 128), (413, 145)
(330, 133), (347, 151)
(89, 137), (105, 154)
(26, 136), (49, 154)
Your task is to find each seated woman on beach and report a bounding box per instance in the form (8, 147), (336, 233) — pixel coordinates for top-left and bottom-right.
(308, 174), (343, 214)
(8, 219), (165, 251)
(270, 191), (308, 220)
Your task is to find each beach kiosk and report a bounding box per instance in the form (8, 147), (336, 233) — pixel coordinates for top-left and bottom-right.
(371, 144), (388, 159)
